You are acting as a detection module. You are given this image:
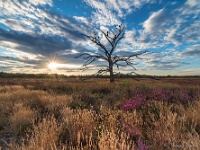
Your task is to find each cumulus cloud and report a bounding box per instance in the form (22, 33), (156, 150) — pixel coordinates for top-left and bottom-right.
(0, 28), (74, 55)
(83, 0), (156, 26)
(29, 0), (53, 6)
(0, 55), (43, 67)
(178, 0), (200, 16)
(0, 0), (199, 75)
(178, 68), (200, 75)
(135, 50), (191, 72)
(142, 0), (200, 46)
(0, 0), (88, 41)
(73, 16), (90, 25)
(180, 45), (200, 57)
(0, 0), (93, 73)
(146, 60), (189, 70)
(0, 55), (42, 73)
(143, 9), (170, 33)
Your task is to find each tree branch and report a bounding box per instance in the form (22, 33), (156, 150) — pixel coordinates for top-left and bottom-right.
(98, 29), (113, 47)
(81, 33), (109, 57)
(76, 22), (148, 82)
(113, 50), (147, 64)
(75, 52), (107, 67)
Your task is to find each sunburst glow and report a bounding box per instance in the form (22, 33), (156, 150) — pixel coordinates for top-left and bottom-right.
(48, 62), (58, 71)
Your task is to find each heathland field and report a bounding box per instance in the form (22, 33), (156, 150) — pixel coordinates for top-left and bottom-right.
(0, 78), (199, 150)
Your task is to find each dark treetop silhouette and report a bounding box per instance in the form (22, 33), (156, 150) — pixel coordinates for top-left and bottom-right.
(76, 22), (147, 82)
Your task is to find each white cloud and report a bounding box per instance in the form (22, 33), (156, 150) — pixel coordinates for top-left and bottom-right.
(0, 0), (199, 75)
(119, 29), (147, 51)
(185, 0), (200, 8)
(132, 0), (156, 8)
(28, 0), (53, 6)
(164, 19), (200, 45)
(141, 0), (200, 47)
(0, 19), (35, 34)
(180, 44), (200, 58)
(171, 1), (177, 5)
(71, 49), (79, 54)
(0, 0), (48, 33)
(83, 0), (156, 26)
(0, 0), (89, 44)
(179, 68), (200, 75)
(124, 30), (137, 43)
(143, 9), (170, 33)
(181, 20), (200, 42)
(84, 0), (115, 26)
(73, 16), (89, 25)
(0, 41), (43, 60)
(143, 59), (189, 70)
(164, 27), (181, 45)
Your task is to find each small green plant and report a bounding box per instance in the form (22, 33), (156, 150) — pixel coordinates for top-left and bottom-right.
(121, 80), (129, 87)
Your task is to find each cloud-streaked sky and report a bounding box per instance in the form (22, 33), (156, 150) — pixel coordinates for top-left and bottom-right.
(0, 0), (199, 75)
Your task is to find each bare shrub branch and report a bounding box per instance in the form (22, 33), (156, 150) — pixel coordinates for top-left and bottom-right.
(76, 22), (147, 82)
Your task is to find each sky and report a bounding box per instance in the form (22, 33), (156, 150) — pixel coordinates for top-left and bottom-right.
(0, 0), (200, 76)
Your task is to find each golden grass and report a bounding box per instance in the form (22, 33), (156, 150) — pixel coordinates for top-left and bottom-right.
(10, 103), (35, 137)
(0, 78), (199, 149)
(16, 116), (62, 150)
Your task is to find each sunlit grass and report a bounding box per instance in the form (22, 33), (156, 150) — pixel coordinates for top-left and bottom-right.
(0, 78), (199, 149)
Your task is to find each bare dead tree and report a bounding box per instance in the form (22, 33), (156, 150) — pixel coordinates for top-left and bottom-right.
(76, 22), (147, 82)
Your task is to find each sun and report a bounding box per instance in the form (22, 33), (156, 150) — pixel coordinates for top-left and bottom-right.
(48, 62), (58, 71)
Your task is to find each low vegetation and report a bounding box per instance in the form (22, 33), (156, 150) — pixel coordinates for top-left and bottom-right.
(0, 78), (199, 149)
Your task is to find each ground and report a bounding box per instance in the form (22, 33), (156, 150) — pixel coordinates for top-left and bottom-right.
(0, 77), (199, 149)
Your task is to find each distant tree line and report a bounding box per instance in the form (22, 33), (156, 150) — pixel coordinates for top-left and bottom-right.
(0, 72), (67, 79)
(0, 72), (199, 79)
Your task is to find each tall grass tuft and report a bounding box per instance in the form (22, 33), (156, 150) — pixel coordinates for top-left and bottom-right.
(0, 78), (199, 149)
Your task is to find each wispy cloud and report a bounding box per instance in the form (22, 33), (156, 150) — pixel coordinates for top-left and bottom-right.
(0, 0), (199, 75)
(180, 44), (200, 57)
(178, 68), (200, 75)
(0, 28), (73, 55)
(0, 0), (88, 40)
(142, 0), (200, 46)
(143, 9), (170, 34)
(83, 0), (156, 26)
(0, 0), (91, 61)
(147, 60), (189, 70)
(73, 16), (90, 25)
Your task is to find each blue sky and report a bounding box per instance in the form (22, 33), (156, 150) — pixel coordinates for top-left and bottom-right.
(0, 0), (199, 75)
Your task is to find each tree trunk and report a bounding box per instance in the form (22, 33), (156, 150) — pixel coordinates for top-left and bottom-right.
(109, 62), (114, 82)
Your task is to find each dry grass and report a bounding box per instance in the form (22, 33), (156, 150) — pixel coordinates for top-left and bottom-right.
(10, 103), (35, 137)
(16, 116), (62, 150)
(0, 78), (199, 149)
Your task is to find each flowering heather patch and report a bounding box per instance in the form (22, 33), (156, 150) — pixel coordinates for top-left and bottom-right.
(121, 93), (147, 111)
(122, 121), (140, 137)
(122, 87), (197, 111)
(122, 122), (149, 150)
(151, 89), (171, 101)
(137, 139), (149, 150)
(120, 87), (198, 149)
(151, 88), (197, 104)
